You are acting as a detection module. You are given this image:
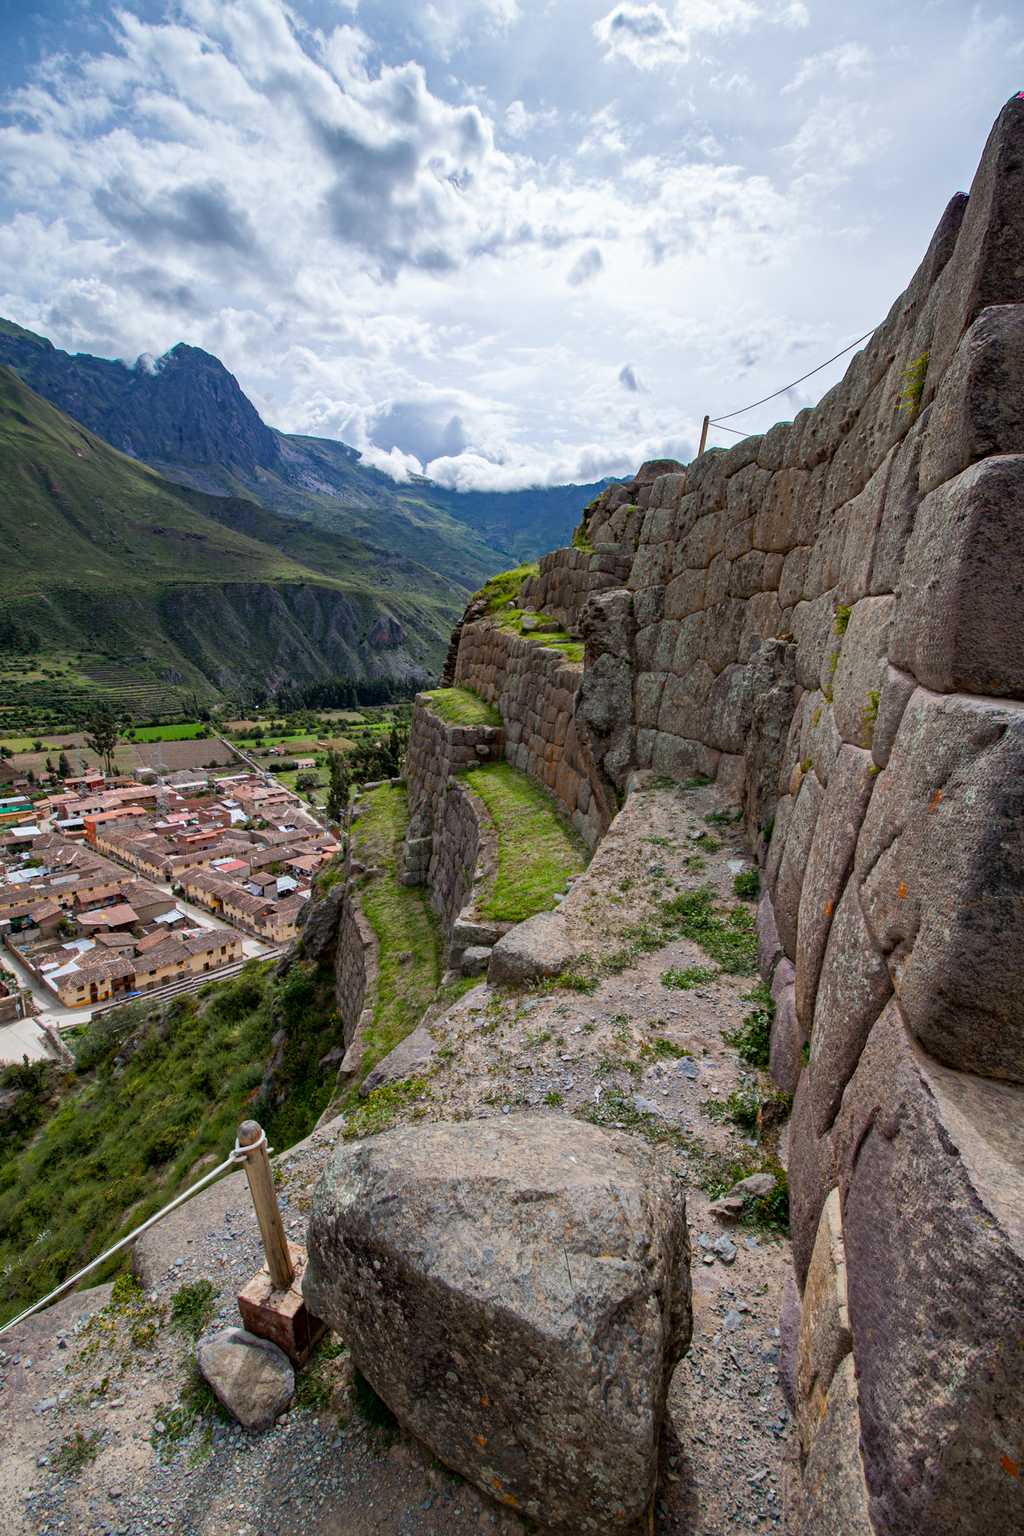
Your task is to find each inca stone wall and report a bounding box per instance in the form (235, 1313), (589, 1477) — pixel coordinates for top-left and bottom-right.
(454, 623), (612, 848)
(520, 540), (633, 634)
(334, 893), (376, 1049)
(442, 99), (1024, 1536)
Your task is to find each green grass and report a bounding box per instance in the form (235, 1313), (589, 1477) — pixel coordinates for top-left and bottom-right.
(463, 762), (587, 924)
(170, 1279), (218, 1340)
(661, 964), (718, 990)
(722, 984), (775, 1069)
(130, 722), (208, 741)
(348, 784), (442, 1081)
(474, 563), (540, 615)
(733, 868), (760, 901)
(659, 886), (758, 975)
(54, 1430), (102, 1475)
(421, 687), (501, 727)
(0, 961), (343, 1327)
(343, 1076), (429, 1139)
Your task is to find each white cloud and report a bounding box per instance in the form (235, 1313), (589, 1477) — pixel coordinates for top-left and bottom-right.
(592, 0), (803, 71)
(783, 41), (873, 94)
(504, 99), (558, 139)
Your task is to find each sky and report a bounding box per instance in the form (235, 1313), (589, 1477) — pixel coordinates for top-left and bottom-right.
(0, 1), (1020, 490)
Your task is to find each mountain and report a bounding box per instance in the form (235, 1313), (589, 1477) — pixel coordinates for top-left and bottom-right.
(0, 365), (473, 713)
(0, 319), (610, 584)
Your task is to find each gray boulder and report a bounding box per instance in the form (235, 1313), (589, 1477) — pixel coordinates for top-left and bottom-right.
(488, 911), (575, 986)
(196, 1327), (295, 1430)
(296, 881), (346, 966)
(303, 1114), (691, 1532)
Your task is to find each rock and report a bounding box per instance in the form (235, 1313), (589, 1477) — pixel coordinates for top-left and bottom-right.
(855, 686), (1024, 1082)
(195, 1328), (294, 1431)
(796, 1190), (852, 1457)
(726, 1172), (777, 1201)
(459, 945), (492, 977)
(708, 1196), (745, 1220)
(800, 1357), (873, 1536)
(891, 455), (1024, 697)
(488, 911), (575, 987)
(712, 1235), (737, 1264)
(296, 884), (346, 966)
(832, 1004), (1024, 1536)
(303, 1114), (691, 1533)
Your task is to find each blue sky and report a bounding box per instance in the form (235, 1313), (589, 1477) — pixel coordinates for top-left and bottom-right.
(0, 0), (1020, 487)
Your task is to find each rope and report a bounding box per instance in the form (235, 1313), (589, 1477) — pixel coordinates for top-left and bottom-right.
(0, 1132), (265, 1339)
(709, 325), (880, 426)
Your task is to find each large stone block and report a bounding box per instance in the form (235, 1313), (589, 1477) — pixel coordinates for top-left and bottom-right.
(773, 771), (823, 960)
(928, 96), (1024, 383)
(890, 454), (1024, 697)
(800, 1357), (873, 1536)
(794, 745), (877, 1034)
(834, 1005), (1024, 1536)
(808, 880), (892, 1133)
(488, 912), (576, 987)
(304, 1116), (691, 1533)
(831, 596), (896, 747)
(855, 687), (1024, 1081)
(787, 1070), (837, 1287)
(920, 304), (1024, 495)
(796, 1190), (852, 1458)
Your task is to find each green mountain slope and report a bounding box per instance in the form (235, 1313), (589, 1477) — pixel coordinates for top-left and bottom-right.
(0, 366), (468, 706)
(0, 319), (610, 580)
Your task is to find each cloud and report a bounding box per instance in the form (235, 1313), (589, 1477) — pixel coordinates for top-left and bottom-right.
(619, 363), (643, 392)
(782, 42), (874, 94)
(566, 245), (603, 286)
(504, 99), (558, 140)
(593, 0), (809, 70)
(371, 397), (469, 462)
(94, 176), (257, 255)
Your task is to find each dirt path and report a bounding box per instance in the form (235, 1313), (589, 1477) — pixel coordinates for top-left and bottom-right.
(0, 782), (792, 1536)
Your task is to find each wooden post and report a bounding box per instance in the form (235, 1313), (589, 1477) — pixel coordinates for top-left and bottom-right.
(698, 414), (710, 457)
(237, 1120), (294, 1291)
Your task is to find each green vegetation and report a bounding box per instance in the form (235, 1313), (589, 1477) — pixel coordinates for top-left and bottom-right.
(571, 524), (595, 554)
(463, 761), (587, 924)
(705, 807), (742, 826)
(661, 964), (718, 991)
(899, 350), (929, 417)
(659, 886), (758, 975)
(295, 1335), (349, 1413)
(422, 686), (501, 727)
(723, 984), (775, 1069)
(0, 960), (343, 1327)
(475, 563), (540, 615)
(152, 1363), (228, 1460)
(0, 366), (465, 712)
(54, 1429), (102, 1475)
(698, 1151), (790, 1235)
(170, 1280), (218, 1341)
(342, 1076), (430, 1139)
(348, 783), (442, 1082)
(581, 1087), (689, 1150)
(733, 868), (760, 901)
(861, 688), (880, 747)
(833, 604), (853, 635)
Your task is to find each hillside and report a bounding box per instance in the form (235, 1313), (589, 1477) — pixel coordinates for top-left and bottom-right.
(0, 318), (610, 584)
(0, 366), (468, 706)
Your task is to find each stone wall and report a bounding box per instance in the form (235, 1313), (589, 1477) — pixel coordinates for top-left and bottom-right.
(520, 542), (632, 634)
(443, 99), (1024, 1536)
(334, 892), (377, 1051)
(454, 623), (612, 848)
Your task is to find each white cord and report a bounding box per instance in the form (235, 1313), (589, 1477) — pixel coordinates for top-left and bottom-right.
(0, 1138), (259, 1339)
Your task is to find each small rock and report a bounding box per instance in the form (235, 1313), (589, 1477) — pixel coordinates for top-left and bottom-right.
(713, 1235), (738, 1264)
(723, 1310), (743, 1331)
(196, 1328), (294, 1431)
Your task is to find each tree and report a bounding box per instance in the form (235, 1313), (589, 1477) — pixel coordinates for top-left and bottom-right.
(84, 703), (122, 776)
(57, 752), (71, 779)
(295, 771), (318, 794)
(325, 750), (350, 822)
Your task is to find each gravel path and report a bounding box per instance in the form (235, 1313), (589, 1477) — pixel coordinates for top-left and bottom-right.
(0, 781), (793, 1536)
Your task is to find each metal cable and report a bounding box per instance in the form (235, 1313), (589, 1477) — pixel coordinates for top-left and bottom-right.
(709, 325), (880, 425)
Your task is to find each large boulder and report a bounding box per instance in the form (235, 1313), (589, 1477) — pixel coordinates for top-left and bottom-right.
(196, 1327), (295, 1430)
(487, 910), (575, 986)
(303, 1114), (691, 1533)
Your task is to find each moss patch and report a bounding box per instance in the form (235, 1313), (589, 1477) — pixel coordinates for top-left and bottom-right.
(421, 686), (501, 727)
(463, 762), (587, 924)
(474, 563), (540, 615)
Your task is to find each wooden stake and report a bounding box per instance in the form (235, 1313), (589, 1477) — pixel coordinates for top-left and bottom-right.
(237, 1120), (294, 1291)
(698, 414), (710, 457)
